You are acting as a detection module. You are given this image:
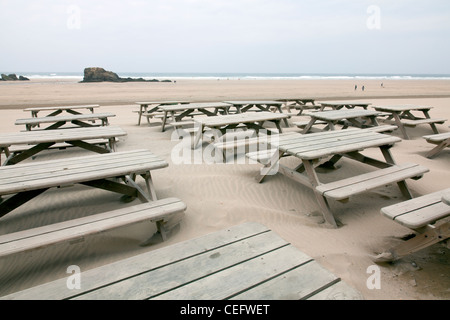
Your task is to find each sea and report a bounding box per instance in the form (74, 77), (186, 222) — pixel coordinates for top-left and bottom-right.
(4, 72), (450, 81)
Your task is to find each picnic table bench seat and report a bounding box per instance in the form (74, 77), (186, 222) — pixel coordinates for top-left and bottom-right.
(0, 198), (187, 260)
(401, 118), (447, 127)
(315, 163), (429, 203)
(373, 188), (450, 262)
(1, 222), (362, 300)
(422, 131), (450, 158)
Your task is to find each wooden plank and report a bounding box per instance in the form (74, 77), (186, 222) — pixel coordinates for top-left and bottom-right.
(402, 118), (447, 127)
(230, 261), (343, 300)
(316, 163), (428, 201)
(196, 112), (288, 127)
(24, 105), (100, 112)
(309, 110), (380, 121)
(381, 188), (450, 229)
(0, 198), (186, 257)
(0, 150), (168, 194)
(150, 245), (312, 300)
(423, 132), (450, 143)
(0, 127), (126, 146)
(1, 222), (273, 300)
(276, 131), (401, 160)
(0, 152), (164, 182)
(15, 113), (116, 125)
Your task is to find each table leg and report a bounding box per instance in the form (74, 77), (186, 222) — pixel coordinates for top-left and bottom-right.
(192, 124), (205, 149)
(302, 160), (339, 228)
(391, 112), (410, 139)
(0, 188), (49, 219)
(161, 111), (169, 132)
(4, 142), (55, 165)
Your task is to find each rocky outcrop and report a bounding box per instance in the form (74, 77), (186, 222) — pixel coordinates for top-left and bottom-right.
(80, 67), (171, 83)
(1, 74), (29, 81)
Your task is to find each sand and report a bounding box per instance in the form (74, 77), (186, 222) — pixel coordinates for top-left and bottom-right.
(0, 78), (449, 300)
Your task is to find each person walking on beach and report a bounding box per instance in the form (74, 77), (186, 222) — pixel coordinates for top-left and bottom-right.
(355, 85), (357, 90)
(362, 85), (365, 91)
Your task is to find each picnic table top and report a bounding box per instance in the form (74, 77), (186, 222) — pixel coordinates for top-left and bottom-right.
(373, 105), (433, 112)
(272, 129), (401, 160)
(276, 98), (316, 101)
(158, 102), (231, 112)
(307, 109), (380, 121)
(318, 101), (372, 106)
(0, 149), (167, 195)
(223, 100), (283, 105)
(194, 111), (288, 127)
(135, 101), (189, 106)
(1, 222), (362, 300)
(15, 112), (116, 125)
(23, 104), (100, 112)
(0, 126), (127, 146)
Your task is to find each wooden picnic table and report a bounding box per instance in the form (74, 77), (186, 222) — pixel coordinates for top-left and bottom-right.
(300, 109), (381, 134)
(256, 129), (429, 227)
(159, 102), (231, 132)
(223, 100), (289, 126)
(372, 105), (447, 139)
(24, 104), (100, 118)
(134, 101), (189, 125)
(0, 126), (127, 166)
(15, 113), (116, 131)
(0, 149), (168, 219)
(275, 98), (319, 115)
(1, 222), (363, 300)
(191, 112), (289, 149)
(318, 101), (372, 111)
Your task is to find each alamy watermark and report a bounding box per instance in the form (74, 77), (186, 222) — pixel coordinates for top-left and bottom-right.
(67, 5), (81, 30)
(366, 265), (381, 289)
(367, 5), (381, 30)
(66, 265), (81, 290)
(170, 128), (280, 175)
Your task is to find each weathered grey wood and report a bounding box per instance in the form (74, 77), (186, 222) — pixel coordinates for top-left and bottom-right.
(0, 127), (126, 165)
(423, 132), (450, 158)
(15, 113), (116, 126)
(275, 130), (401, 160)
(373, 105), (445, 139)
(1, 222), (274, 300)
(151, 245), (313, 300)
(0, 198), (186, 258)
(230, 261), (362, 300)
(24, 105), (100, 113)
(316, 163), (429, 201)
(373, 188), (450, 262)
(381, 188), (450, 229)
(402, 118), (446, 127)
(317, 101), (371, 110)
(1, 222), (361, 300)
(0, 150), (168, 217)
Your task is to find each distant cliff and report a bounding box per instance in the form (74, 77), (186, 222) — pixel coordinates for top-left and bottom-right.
(80, 67), (171, 83)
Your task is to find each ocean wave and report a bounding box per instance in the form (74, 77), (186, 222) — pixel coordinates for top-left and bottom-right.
(14, 72), (450, 81)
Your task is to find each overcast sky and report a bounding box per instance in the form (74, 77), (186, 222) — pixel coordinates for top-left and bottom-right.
(1, 0), (449, 74)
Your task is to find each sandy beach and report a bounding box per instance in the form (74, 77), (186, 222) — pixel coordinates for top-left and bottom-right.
(0, 78), (449, 300)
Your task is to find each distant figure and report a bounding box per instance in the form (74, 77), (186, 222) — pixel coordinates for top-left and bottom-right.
(381, 82), (384, 88)
(362, 85), (365, 91)
(355, 85), (357, 90)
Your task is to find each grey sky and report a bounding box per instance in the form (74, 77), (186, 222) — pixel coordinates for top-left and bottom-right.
(1, 0), (449, 74)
